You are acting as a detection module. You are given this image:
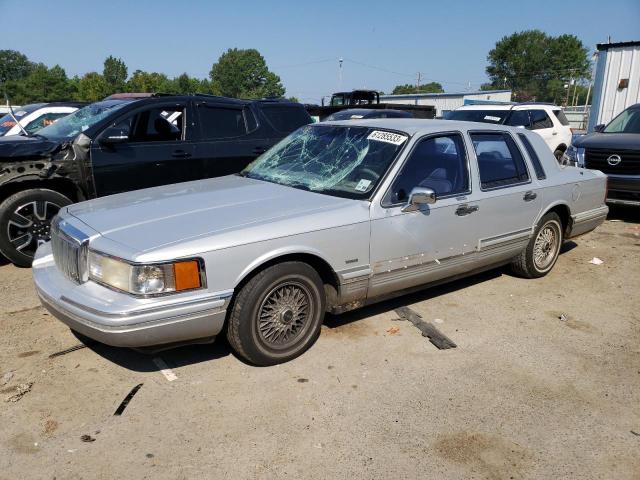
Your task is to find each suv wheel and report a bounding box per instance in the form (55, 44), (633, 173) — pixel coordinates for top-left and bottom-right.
(511, 212), (563, 278)
(554, 148), (565, 161)
(226, 261), (326, 366)
(0, 189), (72, 267)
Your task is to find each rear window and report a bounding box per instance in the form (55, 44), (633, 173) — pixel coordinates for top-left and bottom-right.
(517, 133), (546, 180)
(444, 110), (508, 124)
(470, 132), (529, 189)
(198, 105), (247, 139)
(259, 105), (311, 133)
(552, 109), (570, 126)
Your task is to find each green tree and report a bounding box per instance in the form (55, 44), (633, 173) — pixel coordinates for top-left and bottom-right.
(11, 64), (73, 103)
(0, 50), (33, 83)
(485, 30), (590, 103)
(103, 55), (128, 94)
(126, 70), (172, 93)
(209, 48), (285, 98)
(76, 72), (109, 102)
(391, 82), (444, 95)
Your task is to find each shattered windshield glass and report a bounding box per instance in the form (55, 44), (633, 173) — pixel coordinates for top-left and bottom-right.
(37, 100), (130, 141)
(242, 124), (408, 199)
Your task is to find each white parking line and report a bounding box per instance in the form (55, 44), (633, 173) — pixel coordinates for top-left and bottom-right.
(152, 357), (178, 382)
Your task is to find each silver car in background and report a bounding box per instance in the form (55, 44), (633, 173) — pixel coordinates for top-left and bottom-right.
(33, 119), (608, 365)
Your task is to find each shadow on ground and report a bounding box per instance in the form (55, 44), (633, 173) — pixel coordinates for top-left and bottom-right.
(608, 204), (640, 224)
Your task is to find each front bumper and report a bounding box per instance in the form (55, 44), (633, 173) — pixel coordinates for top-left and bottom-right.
(606, 174), (640, 207)
(32, 243), (231, 348)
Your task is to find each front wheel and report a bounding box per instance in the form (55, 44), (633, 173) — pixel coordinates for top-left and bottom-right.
(0, 189), (72, 267)
(510, 212), (563, 278)
(226, 262), (326, 366)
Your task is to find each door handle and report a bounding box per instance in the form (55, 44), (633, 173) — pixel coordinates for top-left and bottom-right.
(455, 204), (479, 216)
(171, 150), (191, 158)
(552, 131), (558, 135)
(523, 191), (537, 202)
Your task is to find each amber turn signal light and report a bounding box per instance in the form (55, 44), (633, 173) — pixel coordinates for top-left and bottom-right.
(173, 261), (202, 291)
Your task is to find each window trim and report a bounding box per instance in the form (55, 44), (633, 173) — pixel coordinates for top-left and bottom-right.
(469, 130), (532, 192)
(381, 130), (472, 208)
(516, 133), (546, 180)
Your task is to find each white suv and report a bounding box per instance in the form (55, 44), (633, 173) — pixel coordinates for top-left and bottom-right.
(445, 103), (573, 160)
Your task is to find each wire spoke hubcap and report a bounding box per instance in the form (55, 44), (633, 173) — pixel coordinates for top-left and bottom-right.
(258, 281), (312, 349)
(7, 200), (61, 255)
(533, 222), (559, 270)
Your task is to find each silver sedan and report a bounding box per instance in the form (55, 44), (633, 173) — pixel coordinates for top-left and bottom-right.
(33, 119), (608, 365)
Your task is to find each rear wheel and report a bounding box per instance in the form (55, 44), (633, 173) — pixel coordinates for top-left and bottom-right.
(0, 189), (72, 267)
(511, 212), (563, 278)
(226, 262), (326, 366)
(554, 148), (565, 162)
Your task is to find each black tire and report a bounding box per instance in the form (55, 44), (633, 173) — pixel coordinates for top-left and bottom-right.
(0, 189), (72, 267)
(554, 148), (565, 162)
(511, 212), (563, 279)
(226, 261), (326, 366)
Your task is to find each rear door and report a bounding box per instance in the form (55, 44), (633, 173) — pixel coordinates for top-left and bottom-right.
(465, 131), (541, 264)
(91, 101), (198, 196)
(193, 101), (268, 178)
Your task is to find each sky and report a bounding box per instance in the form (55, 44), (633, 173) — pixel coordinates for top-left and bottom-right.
(1, 0), (638, 103)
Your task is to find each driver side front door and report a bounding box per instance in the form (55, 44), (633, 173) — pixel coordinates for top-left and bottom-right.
(368, 133), (479, 298)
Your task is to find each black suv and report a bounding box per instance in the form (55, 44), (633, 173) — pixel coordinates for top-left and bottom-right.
(568, 103), (640, 207)
(0, 94), (312, 266)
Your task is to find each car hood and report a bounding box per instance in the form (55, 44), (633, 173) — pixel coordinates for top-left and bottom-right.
(66, 175), (368, 256)
(0, 134), (64, 161)
(574, 133), (640, 150)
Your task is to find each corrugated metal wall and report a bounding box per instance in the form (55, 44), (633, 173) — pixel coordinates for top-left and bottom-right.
(588, 43), (640, 131)
(380, 91), (512, 116)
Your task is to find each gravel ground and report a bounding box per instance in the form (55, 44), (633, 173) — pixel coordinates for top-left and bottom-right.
(0, 207), (638, 480)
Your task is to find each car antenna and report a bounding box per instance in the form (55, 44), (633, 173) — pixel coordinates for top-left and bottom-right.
(2, 89), (30, 136)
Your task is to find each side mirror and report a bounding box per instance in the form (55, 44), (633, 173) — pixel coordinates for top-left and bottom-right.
(401, 187), (436, 212)
(99, 127), (129, 147)
(594, 124), (605, 133)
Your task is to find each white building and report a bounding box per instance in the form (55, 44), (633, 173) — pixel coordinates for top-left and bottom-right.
(588, 40), (640, 131)
(380, 89), (512, 117)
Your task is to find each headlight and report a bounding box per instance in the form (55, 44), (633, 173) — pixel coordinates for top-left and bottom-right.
(88, 251), (203, 295)
(564, 145), (585, 167)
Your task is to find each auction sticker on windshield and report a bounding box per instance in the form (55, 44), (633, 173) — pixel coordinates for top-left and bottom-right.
(355, 179), (372, 192)
(367, 130), (407, 145)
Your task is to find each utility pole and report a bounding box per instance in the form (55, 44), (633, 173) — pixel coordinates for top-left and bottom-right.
(338, 58), (343, 91)
(565, 77), (573, 107)
(416, 72), (422, 92)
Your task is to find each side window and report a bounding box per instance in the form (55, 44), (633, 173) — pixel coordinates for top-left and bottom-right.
(505, 110), (531, 128)
(552, 109), (570, 126)
(198, 105), (247, 139)
(24, 112), (70, 133)
(259, 105), (311, 133)
(386, 134), (469, 204)
(517, 133), (546, 180)
(529, 110), (553, 130)
(470, 132), (529, 189)
(111, 106), (184, 143)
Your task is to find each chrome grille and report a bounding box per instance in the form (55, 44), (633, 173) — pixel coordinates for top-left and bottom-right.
(51, 217), (88, 284)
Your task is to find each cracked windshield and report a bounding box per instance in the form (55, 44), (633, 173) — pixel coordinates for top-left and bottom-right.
(242, 124), (408, 199)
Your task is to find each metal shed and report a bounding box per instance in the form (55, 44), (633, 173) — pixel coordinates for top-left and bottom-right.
(588, 40), (640, 131)
(379, 90), (512, 117)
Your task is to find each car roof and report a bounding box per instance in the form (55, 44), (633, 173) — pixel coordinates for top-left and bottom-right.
(320, 118), (525, 135)
(110, 94), (304, 108)
(456, 103), (561, 111)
